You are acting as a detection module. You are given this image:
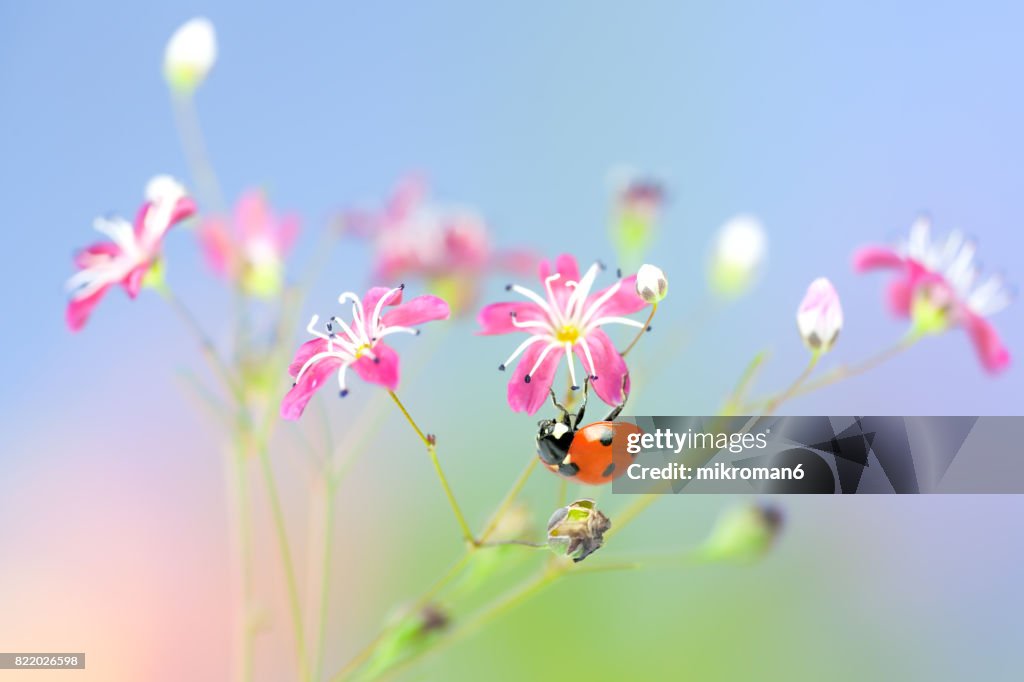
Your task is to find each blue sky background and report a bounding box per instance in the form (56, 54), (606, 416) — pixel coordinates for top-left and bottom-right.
(1, 3), (1022, 680)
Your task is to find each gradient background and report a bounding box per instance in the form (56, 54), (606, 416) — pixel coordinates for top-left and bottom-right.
(2, 2), (1023, 680)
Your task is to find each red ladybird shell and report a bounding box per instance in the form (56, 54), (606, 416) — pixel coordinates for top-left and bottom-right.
(552, 421), (642, 485)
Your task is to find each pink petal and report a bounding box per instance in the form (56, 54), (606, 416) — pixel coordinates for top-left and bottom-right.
(277, 213), (301, 254)
(386, 175), (427, 225)
(170, 196), (197, 226)
(122, 264), (148, 298)
(963, 311), (1011, 374)
(74, 241), (121, 268)
(585, 274), (647, 318)
(198, 217), (234, 276)
(132, 202), (151, 239)
(507, 341), (560, 415)
(381, 295), (451, 328)
(66, 285), (111, 332)
(351, 342), (400, 391)
(885, 277), (914, 317)
(491, 248), (539, 275)
(235, 190), (270, 239)
(852, 246), (904, 272)
(476, 302), (547, 335)
(363, 286), (404, 321)
(538, 254), (581, 309)
(287, 338), (329, 377)
(280, 355), (343, 420)
(132, 197), (196, 240)
(578, 328), (630, 407)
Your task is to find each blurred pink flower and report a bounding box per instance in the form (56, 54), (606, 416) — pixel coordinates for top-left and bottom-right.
(281, 285), (450, 420)
(198, 190), (299, 297)
(478, 254), (648, 415)
(853, 217), (1013, 373)
(344, 175), (535, 314)
(65, 176), (196, 331)
(608, 169), (666, 266)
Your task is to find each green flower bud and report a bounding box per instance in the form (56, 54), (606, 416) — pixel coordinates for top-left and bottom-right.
(546, 499), (611, 563)
(697, 503), (783, 564)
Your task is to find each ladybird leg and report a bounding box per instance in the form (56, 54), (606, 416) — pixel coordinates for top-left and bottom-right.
(574, 376), (590, 426)
(602, 373), (630, 421)
(548, 388), (570, 420)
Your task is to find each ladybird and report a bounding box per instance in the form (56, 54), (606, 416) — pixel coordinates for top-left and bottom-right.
(536, 378), (641, 485)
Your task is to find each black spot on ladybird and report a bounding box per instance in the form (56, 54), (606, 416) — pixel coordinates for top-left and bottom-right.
(602, 462), (616, 478)
(559, 462), (580, 477)
(599, 429), (614, 446)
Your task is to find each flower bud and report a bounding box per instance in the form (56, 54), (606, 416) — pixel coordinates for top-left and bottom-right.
(709, 214), (767, 298)
(546, 499), (611, 563)
(145, 175), (187, 205)
(697, 503), (784, 564)
(163, 18), (217, 94)
(636, 264), (668, 304)
(796, 277), (843, 353)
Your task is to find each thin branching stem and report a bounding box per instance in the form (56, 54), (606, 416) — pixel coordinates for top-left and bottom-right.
(388, 390), (475, 546)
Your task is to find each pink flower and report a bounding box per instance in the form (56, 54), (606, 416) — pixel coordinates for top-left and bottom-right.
(198, 190), (299, 297)
(853, 217), (1013, 373)
(478, 254), (649, 415)
(281, 285), (450, 420)
(343, 176), (535, 314)
(65, 176), (196, 331)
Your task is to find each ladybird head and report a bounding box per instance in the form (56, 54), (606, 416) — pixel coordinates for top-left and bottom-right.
(536, 418), (574, 466)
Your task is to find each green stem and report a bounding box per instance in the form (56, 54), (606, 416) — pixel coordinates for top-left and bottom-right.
(312, 476), (336, 682)
(160, 287), (243, 401)
(170, 91), (226, 213)
(257, 443), (310, 682)
(388, 390), (475, 546)
(779, 332), (922, 402)
(229, 441), (256, 682)
(477, 458), (538, 543)
(759, 352), (820, 417)
(332, 553), (475, 681)
(376, 570), (561, 682)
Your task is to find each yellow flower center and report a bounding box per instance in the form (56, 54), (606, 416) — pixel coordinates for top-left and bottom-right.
(555, 326), (580, 344)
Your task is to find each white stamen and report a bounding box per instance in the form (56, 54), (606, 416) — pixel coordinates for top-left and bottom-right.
(294, 350), (354, 385)
(564, 262), (601, 320)
(542, 273), (565, 325)
(527, 342), (558, 378)
(338, 292), (366, 331)
(563, 341), (579, 388)
(370, 286), (403, 335)
(501, 335), (548, 369)
(509, 284), (560, 322)
(374, 325), (419, 340)
(579, 278), (623, 328)
(330, 315), (366, 348)
(510, 316), (551, 331)
(588, 316), (646, 329)
(908, 217), (930, 261)
(578, 336), (598, 378)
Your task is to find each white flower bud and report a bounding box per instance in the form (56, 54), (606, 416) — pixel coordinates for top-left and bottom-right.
(145, 175), (187, 205)
(797, 277), (843, 353)
(635, 264), (668, 304)
(164, 18), (217, 94)
(709, 214), (767, 298)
